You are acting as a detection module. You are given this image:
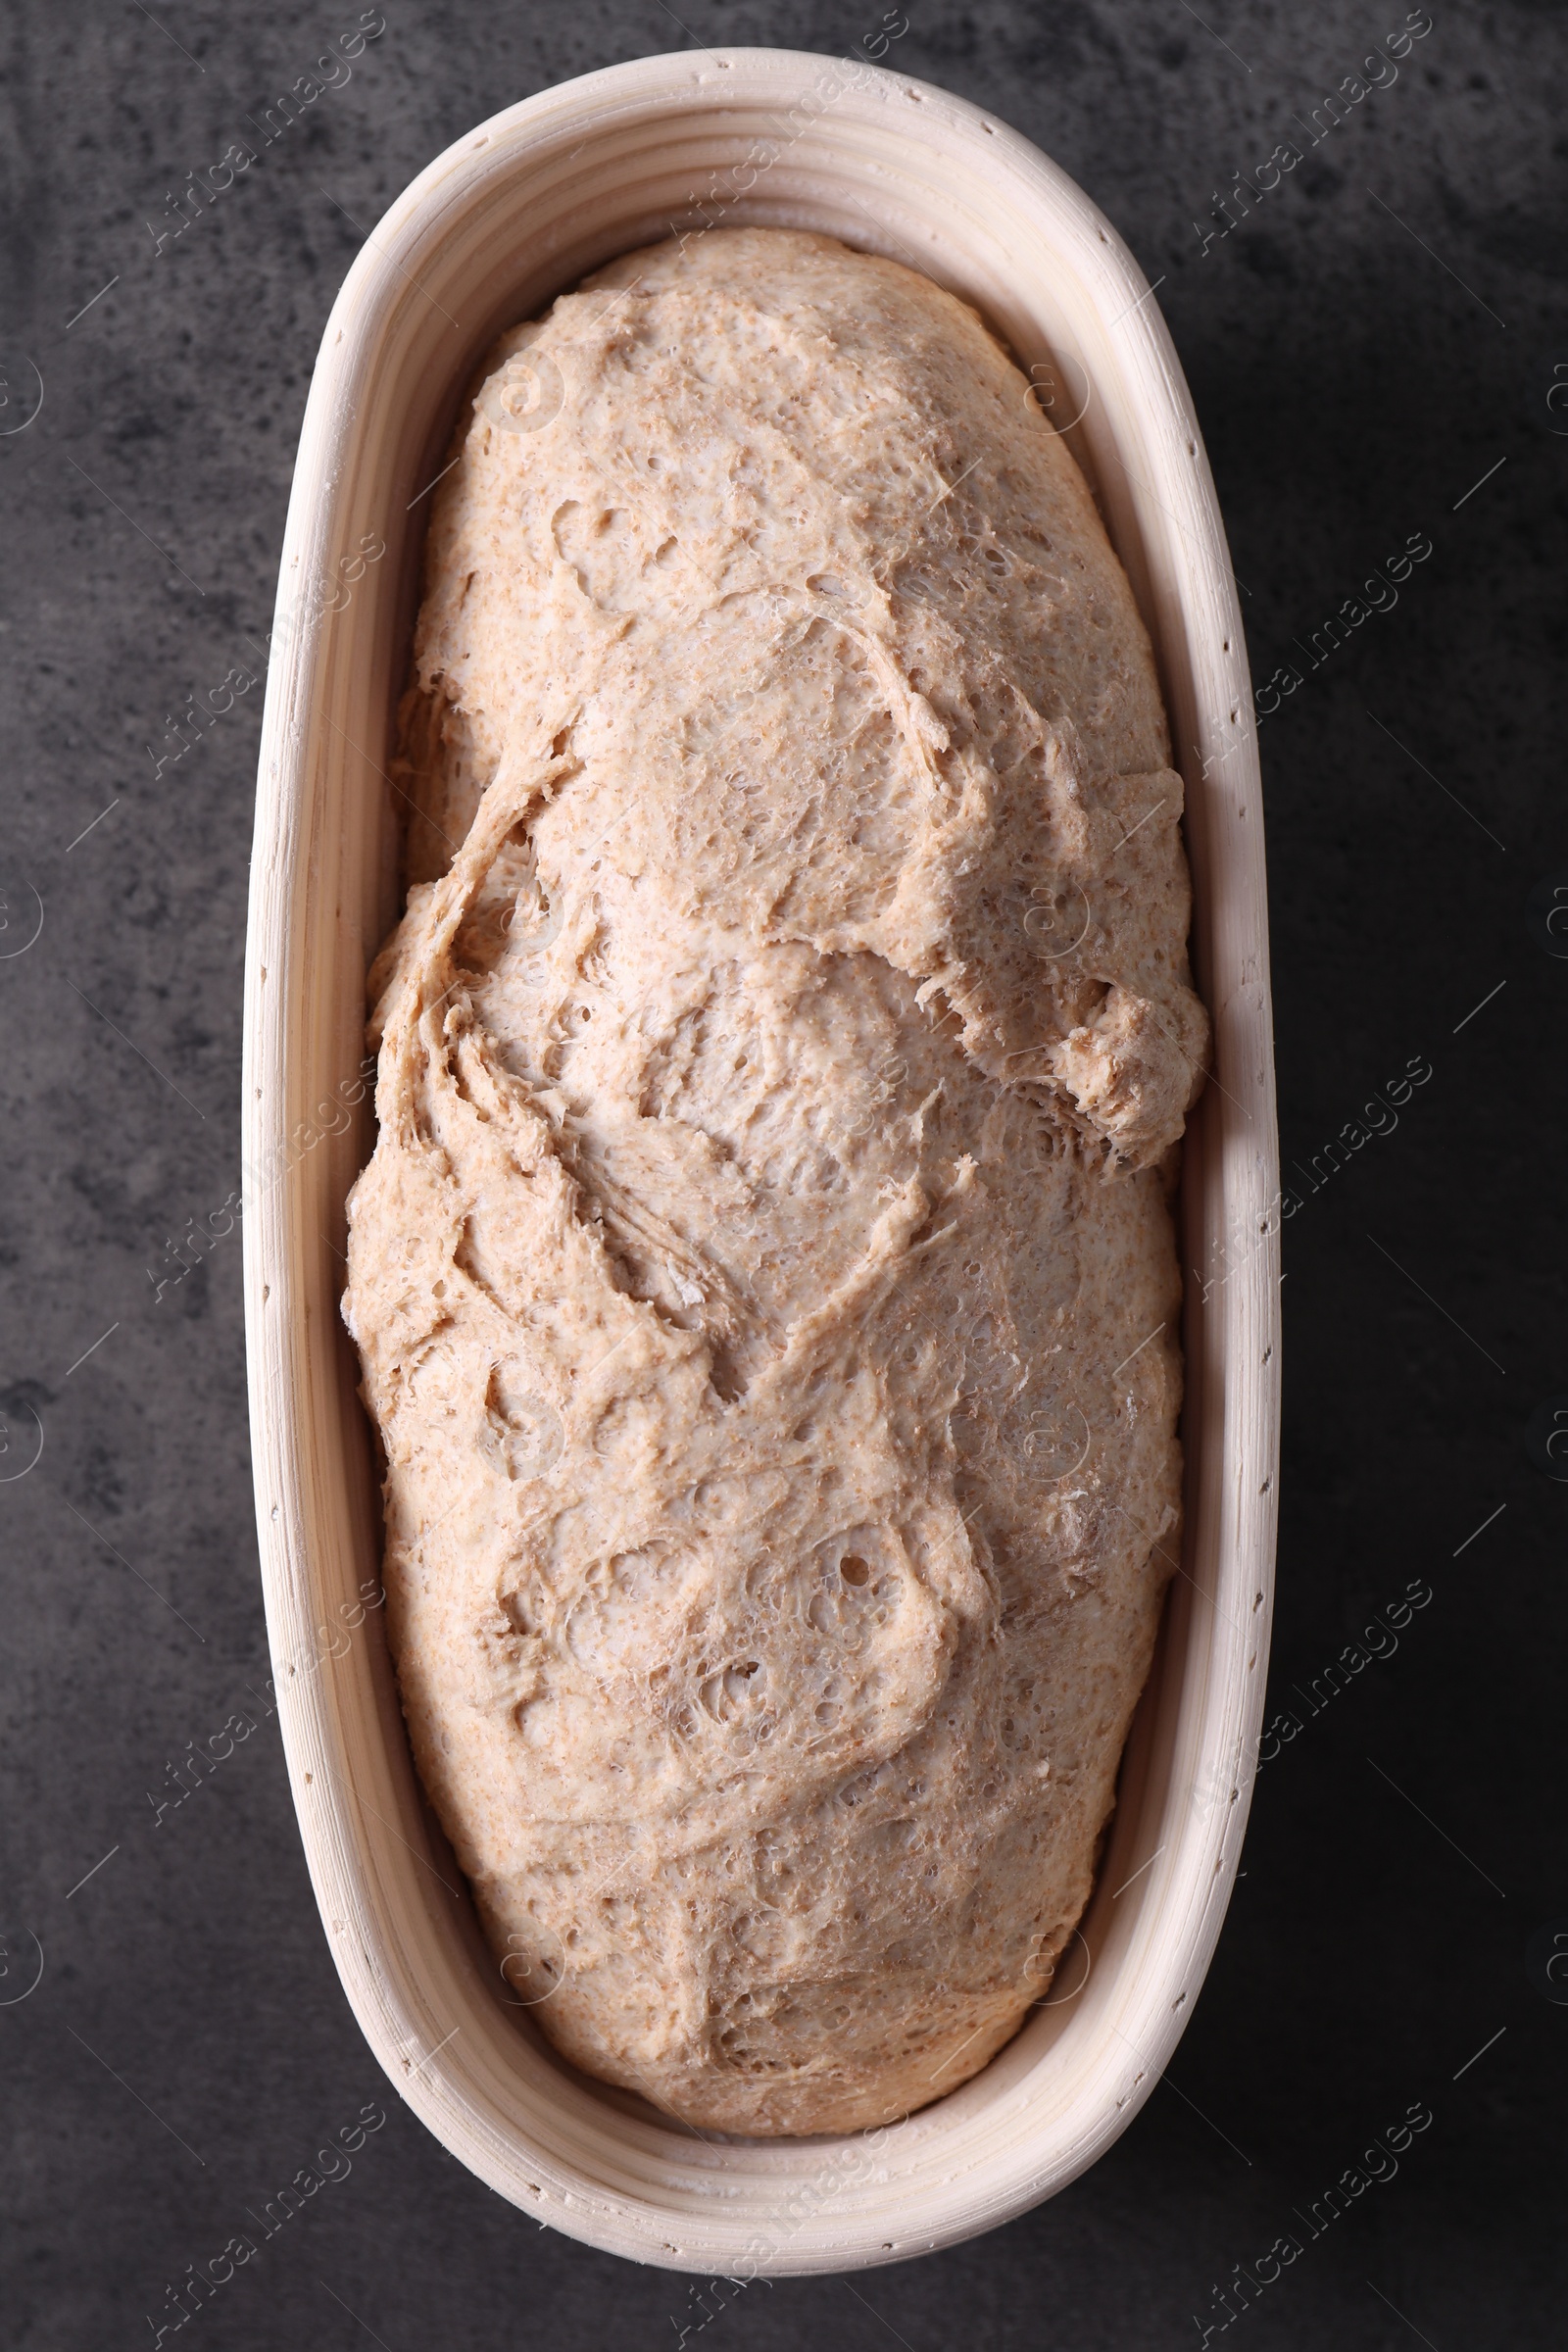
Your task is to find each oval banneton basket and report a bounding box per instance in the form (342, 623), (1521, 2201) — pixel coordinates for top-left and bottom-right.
(242, 47), (1280, 2275)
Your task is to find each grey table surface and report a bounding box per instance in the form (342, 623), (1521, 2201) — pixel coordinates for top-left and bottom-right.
(2, 2), (1563, 2345)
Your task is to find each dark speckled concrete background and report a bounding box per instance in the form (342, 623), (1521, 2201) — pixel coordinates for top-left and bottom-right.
(2, 4), (1565, 2345)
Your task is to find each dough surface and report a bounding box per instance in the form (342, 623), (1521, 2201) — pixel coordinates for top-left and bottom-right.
(343, 228), (1208, 2134)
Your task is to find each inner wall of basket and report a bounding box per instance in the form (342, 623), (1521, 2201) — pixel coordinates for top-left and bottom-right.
(334, 106), (1199, 2143)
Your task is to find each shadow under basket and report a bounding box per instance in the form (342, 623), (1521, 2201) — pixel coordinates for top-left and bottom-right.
(242, 45), (1281, 2275)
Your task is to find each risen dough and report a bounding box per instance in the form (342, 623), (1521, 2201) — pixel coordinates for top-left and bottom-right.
(343, 229), (1208, 2135)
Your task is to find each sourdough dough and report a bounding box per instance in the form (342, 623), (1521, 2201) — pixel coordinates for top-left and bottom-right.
(343, 228), (1208, 2135)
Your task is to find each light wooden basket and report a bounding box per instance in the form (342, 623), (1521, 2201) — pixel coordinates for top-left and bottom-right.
(242, 46), (1280, 2274)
